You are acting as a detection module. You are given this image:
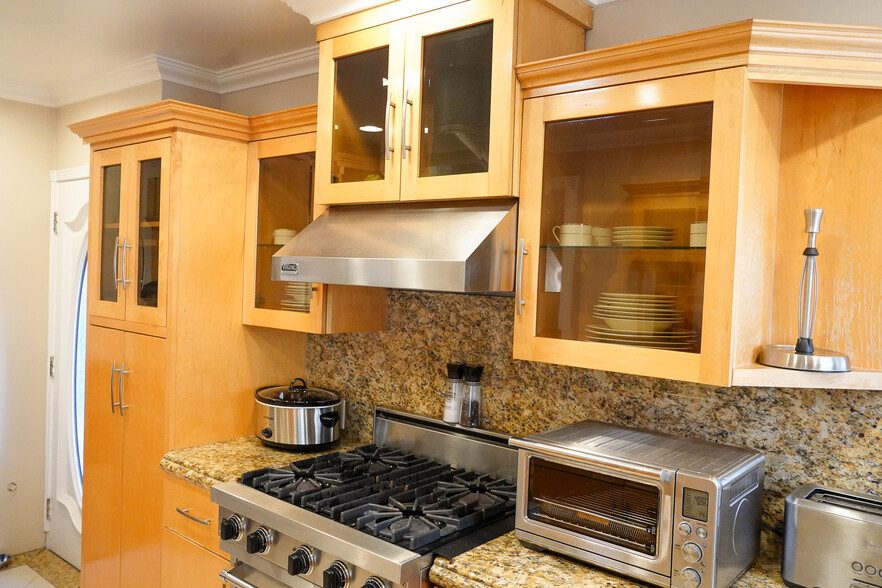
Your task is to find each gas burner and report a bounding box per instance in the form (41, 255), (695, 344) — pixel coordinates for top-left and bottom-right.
(438, 472), (517, 519)
(241, 454), (367, 506)
(340, 444), (430, 477)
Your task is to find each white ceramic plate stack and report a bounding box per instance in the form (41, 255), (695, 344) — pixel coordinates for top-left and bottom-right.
(587, 293), (694, 350)
(281, 282), (311, 312)
(612, 226), (675, 247)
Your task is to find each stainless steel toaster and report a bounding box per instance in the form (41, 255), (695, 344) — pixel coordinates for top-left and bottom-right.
(782, 483), (882, 588)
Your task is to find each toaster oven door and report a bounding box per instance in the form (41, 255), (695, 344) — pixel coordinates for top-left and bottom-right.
(516, 451), (676, 580)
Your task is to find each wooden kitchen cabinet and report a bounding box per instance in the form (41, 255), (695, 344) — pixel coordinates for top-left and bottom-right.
(82, 326), (166, 588)
(161, 528), (227, 587)
(314, 0), (592, 205)
(243, 106), (386, 333)
(514, 20), (882, 389)
(89, 139), (170, 331)
(72, 101), (314, 588)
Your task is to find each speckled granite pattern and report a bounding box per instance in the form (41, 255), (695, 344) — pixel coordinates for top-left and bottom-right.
(305, 290), (881, 548)
(429, 532), (784, 588)
(160, 436), (360, 488)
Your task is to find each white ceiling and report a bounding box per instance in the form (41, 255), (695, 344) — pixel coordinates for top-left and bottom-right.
(0, 0), (318, 105)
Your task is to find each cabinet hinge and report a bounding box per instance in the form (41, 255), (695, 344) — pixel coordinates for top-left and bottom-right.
(49, 356), (55, 378)
(46, 498), (51, 521)
(53, 212), (58, 235)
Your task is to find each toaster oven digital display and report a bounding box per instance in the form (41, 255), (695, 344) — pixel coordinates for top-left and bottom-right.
(682, 487), (709, 522)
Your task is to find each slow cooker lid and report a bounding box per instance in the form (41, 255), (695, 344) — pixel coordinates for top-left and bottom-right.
(256, 378), (340, 407)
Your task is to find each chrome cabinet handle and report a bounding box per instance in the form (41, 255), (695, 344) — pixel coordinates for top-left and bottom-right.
(118, 363), (130, 416)
(175, 507), (211, 526)
(401, 89), (413, 159)
(384, 91), (396, 161)
(120, 237), (132, 290)
(113, 236), (122, 288)
(516, 238), (527, 316)
(109, 361), (120, 413)
(220, 564), (261, 588)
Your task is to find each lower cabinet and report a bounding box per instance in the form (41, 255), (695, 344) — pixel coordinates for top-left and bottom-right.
(161, 528), (228, 587)
(82, 326), (166, 587)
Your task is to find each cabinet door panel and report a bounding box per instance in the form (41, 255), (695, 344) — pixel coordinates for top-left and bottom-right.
(161, 529), (227, 587)
(315, 22), (406, 205)
(119, 332), (166, 587)
(81, 326), (125, 587)
(402, 0), (514, 200)
(89, 148), (127, 322)
(123, 139), (170, 328)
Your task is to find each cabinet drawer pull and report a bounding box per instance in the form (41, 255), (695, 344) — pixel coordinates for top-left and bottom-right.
(110, 362), (122, 414)
(516, 238), (527, 315)
(120, 237), (132, 290)
(113, 236), (122, 288)
(175, 507), (211, 526)
(384, 91), (396, 161)
(118, 363), (130, 416)
(401, 89), (413, 159)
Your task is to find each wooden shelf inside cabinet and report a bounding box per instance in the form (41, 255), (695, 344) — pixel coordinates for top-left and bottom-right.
(732, 365), (882, 390)
(543, 245), (706, 251)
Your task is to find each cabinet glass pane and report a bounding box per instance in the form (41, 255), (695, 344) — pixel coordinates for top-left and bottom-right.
(136, 158), (161, 308)
(255, 153), (315, 312)
(99, 164), (122, 302)
(331, 47), (389, 184)
(537, 103), (713, 353)
(419, 21), (492, 178)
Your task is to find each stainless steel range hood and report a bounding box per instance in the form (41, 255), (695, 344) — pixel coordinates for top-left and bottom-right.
(272, 198), (517, 293)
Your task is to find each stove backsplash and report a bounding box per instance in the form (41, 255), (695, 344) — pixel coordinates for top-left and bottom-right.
(304, 289), (880, 553)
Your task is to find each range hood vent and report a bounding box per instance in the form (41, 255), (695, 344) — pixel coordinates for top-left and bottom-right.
(272, 198), (518, 293)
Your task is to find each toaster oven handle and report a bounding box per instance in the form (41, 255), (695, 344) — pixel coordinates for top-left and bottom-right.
(219, 563), (260, 588)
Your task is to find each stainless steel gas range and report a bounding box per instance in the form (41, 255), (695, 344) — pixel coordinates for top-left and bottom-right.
(211, 408), (518, 588)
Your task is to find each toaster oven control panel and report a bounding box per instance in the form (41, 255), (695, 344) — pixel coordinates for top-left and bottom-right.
(672, 476), (718, 588)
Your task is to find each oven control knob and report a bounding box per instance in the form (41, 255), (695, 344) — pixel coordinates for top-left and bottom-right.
(678, 522), (693, 537)
(323, 561), (352, 588)
(361, 578), (387, 588)
(246, 527), (273, 554)
(681, 542), (703, 564)
(680, 567), (701, 588)
(288, 546), (316, 576)
(219, 514), (245, 541)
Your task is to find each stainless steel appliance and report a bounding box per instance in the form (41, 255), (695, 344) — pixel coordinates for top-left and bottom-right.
(255, 379), (345, 450)
(511, 420), (765, 588)
(782, 483), (882, 588)
(212, 408), (518, 588)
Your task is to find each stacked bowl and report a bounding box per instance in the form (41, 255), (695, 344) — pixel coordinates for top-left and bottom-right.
(587, 293), (693, 350)
(281, 282), (311, 312)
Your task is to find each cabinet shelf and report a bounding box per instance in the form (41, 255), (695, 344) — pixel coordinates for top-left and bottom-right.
(732, 364), (882, 390)
(257, 243), (284, 248)
(543, 245), (705, 251)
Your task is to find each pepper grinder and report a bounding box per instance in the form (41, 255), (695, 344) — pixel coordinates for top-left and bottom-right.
(758, 208), (850, 372)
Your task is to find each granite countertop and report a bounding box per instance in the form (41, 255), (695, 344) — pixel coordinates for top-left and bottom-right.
(429, 532), (784, 588)
(160, 436), (360, 488)
(161, 437), (785, 588)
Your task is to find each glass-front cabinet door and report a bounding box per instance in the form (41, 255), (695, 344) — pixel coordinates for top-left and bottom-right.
(243, 133), (326, 332)
(514, 72), (738, 384)
(315, 0), (514, 205)
(88, 139), (169, 328)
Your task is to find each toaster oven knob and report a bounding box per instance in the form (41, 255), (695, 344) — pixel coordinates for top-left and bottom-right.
(288, 546), (316, 576)
(361, 578), (387, 588)
(680, 568), (701, 588)
(678, 522), (693, 537)
(246, 527), (273, 554)
(323, 561), (352, 588)
(219, 514), (245, 541)
(681, 542), (703, 564)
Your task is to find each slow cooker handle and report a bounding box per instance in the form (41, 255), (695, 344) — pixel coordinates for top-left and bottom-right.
(319, 411), (339, 428)
(289, 377), (307, 391)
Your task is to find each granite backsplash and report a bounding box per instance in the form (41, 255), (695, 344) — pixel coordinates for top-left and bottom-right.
(304, 290), (880, 547)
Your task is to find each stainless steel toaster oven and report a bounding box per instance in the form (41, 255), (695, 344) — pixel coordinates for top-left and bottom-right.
(510, 420), (765, 588)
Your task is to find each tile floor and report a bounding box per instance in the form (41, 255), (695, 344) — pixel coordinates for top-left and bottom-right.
(0, 550), (79, 588)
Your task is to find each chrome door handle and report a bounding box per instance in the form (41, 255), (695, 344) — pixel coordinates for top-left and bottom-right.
(220, 563), (261, 588)
(110, 361), (121, 413)
(120, 237), (132, 290)
(113, 236), (122, 288)
(401, 89), (413, 159)
(118, 363), (131, 415)
(516, 238), (527, 315)
(384, 91), (396, 161)
(175, 507), (211, 526)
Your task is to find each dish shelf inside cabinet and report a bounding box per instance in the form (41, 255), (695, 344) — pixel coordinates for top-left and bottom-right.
(536, 103), (712, 355)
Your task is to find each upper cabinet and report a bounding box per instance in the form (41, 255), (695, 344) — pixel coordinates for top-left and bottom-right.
(90, 139), (170, 329)
(514, 20), (882, 390)
(314, 0), (592, 205)
(243, 106), (387, 333)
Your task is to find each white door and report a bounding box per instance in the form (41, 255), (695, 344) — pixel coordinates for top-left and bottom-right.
(45, 167), (89, 568)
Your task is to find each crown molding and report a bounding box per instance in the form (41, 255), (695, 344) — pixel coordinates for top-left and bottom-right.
(217, 46), (319, 93)
(50, 55), (162, 107)
(0, 80), (54, 107)
(282, 0), (394, 24)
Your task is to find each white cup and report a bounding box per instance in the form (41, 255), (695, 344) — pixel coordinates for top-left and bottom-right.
(553, 224), (591, 246)
(273, 228), (297, 245)
(592, 226), (611, 246)
(690, 233), (707, 247)
(690, 221), (708, 234)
